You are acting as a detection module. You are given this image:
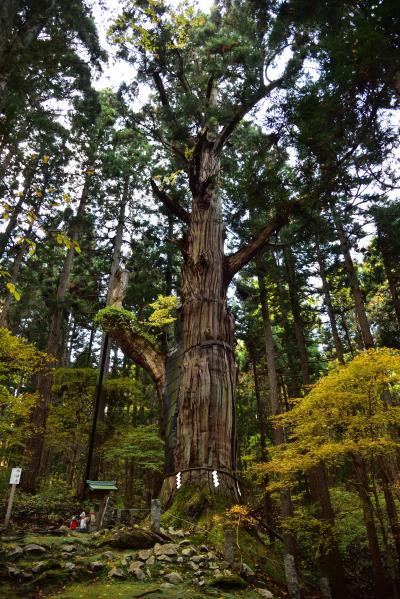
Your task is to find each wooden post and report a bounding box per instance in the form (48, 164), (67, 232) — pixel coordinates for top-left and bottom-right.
(151, 499), (161, 533)
(4, 484), (17, 528)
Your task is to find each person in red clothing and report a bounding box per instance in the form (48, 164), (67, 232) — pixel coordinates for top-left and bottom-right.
(69, 515), (78, 530)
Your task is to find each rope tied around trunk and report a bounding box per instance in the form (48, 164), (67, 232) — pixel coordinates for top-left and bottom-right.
(164, 466), (240, 483)
(182, 338), (235, 356)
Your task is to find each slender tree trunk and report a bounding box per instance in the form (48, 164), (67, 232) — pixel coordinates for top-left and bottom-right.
(376, 456), (400, 566)
(0, 235), (32, 327)
(283, 248), (311, 385)
(86, 324), (95, 367)
(377, 234), (400, 326)
(271, 253), (301, 397)
(352, 454), (389, 598)
(90, 177), (129, 480)
(0, 156), (39, 258)
(247, 344), (275, 538)
(248, 345), (267, 460)
(283, 247), (347, 598)
(331, 206), (374, 348)
(256, 263), (299, 569)
(21, 172), (91, 491)
(0, 162), (47, 326)
(340, 312), (355, 356)
(315, 239), (345, 363)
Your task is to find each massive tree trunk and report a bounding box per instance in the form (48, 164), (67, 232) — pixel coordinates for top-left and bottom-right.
(161, 143), (238, 502)
(100, 79), (311, 507)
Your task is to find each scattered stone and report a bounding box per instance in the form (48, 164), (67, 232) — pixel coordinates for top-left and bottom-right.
(211, 573), (248, 589)
(256, 589), (274, 599)
(62, 544), (76, 553)
(8, 546), (23, 558)
(101, 529), (165, 550)
(160, 583), (173, 590)
(90, 561), (104, 571)
(242, 562), (255, 578)
(190, 555), (205, 563)
(157, 555), (174, 562)
(181, 546), (195, 557)
(131, 567), (146, 581)
(64, 562), (76, 571)
(137, 549), (153, 561)
(207, 551), (217, 560)
(209, 562), (219, 570)
(21, 570), (34, 581)
(7, 566), (20, 578)
(128, 561), (144, 572)
(108, 567), (125, 579)
(24, 544), (47, 555)
(146, 555), (155, 566)
(188, 561), (200, 571)
(59, 525), (69, 532)
(102, 551), (115, 561)
(176, 556), (183, 564)
(200, 545), (209, 552)
(199, 579), (205, 587)
(31, 562), (47, 574)
(165, 571), (183, 584)
(178, 539), (191, 547)
(154, 542), (178, 557)
(146, 568), (151, 578)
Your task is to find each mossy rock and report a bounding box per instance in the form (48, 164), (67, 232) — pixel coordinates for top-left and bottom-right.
(99, 528), (167, 550)
(211, 573), (248, 589)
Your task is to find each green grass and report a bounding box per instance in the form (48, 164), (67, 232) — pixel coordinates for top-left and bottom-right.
(47, 580), (264, 598)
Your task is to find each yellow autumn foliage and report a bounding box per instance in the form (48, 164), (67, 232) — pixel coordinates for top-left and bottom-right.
(264, 348), (400, 489)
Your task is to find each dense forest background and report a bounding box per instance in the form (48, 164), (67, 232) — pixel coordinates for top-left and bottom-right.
(1, 1), (400, 598)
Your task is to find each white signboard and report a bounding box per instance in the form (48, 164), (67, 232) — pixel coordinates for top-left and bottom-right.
(10, 468), (22, 485)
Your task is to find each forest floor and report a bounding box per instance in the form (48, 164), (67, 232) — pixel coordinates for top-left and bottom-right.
(0, 524), (310, 598)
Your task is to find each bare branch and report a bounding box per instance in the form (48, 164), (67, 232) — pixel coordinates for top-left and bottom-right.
(150, 178), (190, 225)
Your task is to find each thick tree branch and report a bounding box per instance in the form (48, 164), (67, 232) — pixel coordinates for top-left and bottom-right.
(224, 197), (307, 285)
(99, 308), (166, 403)
(214, 78), (283, 154)
(150, 178), (190, 225)
(152, 72), (170, 107)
